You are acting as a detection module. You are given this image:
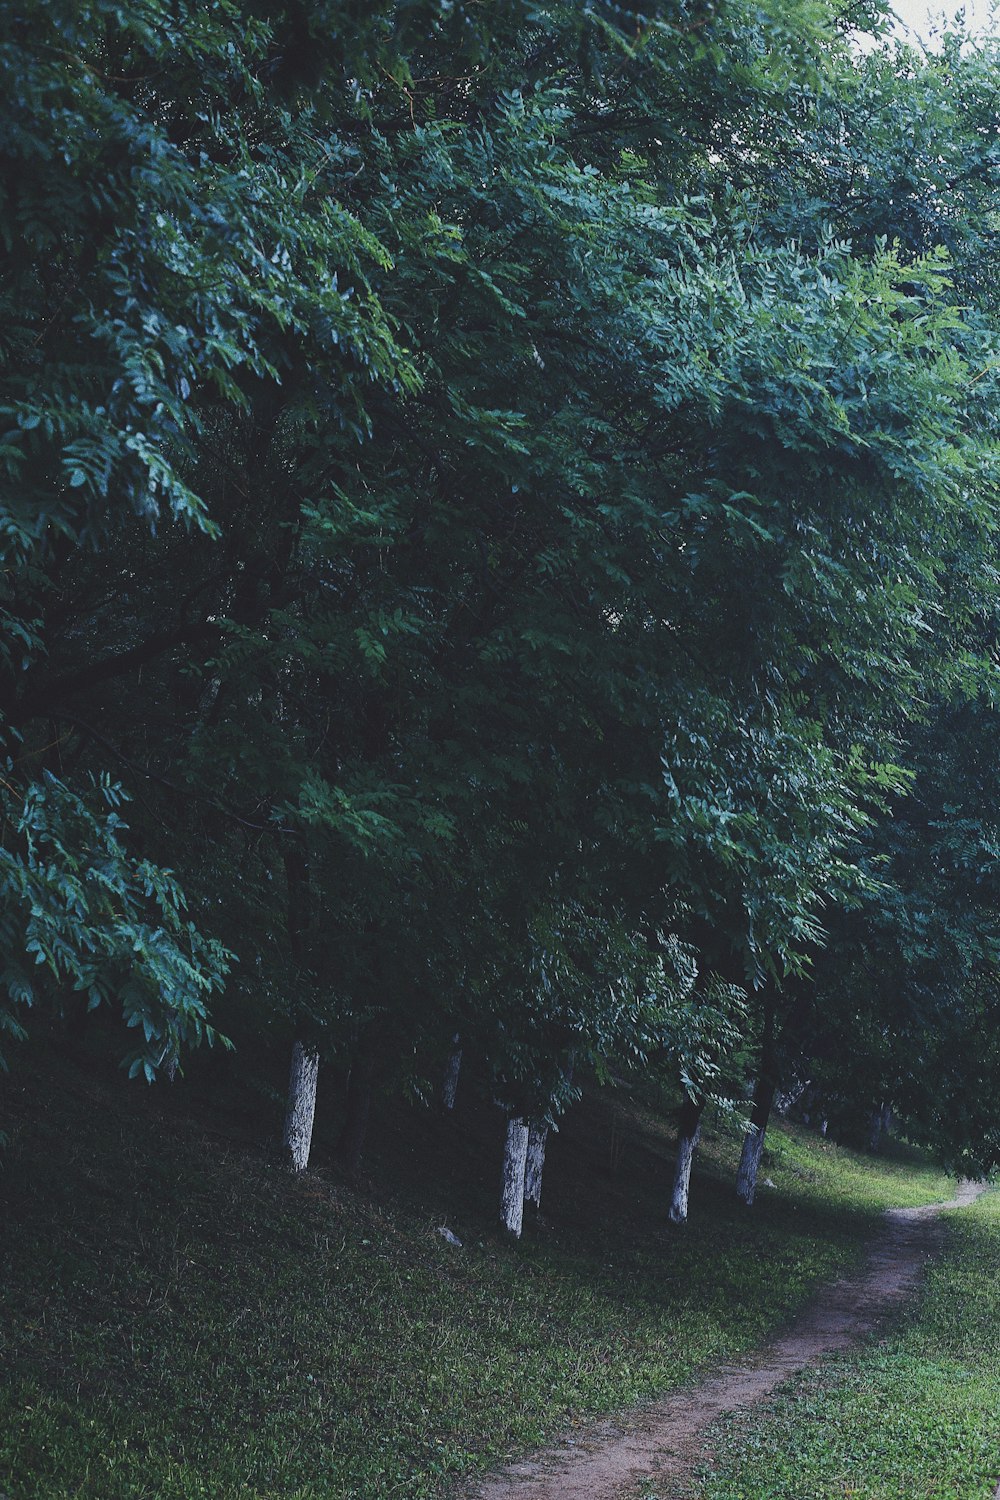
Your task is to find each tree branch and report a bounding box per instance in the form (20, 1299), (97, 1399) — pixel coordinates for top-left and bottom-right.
(20, 620), (218, 715)
(54, 713), (285, 836)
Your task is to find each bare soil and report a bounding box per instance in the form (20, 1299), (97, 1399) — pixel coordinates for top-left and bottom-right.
(463, 1181), (986, 1500)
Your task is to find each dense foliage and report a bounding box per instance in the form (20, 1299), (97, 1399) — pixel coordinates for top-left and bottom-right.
(4, 0), (1000, 1178)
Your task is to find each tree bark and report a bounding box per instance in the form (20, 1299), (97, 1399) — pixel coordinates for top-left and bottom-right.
(669, 1093), (704, 1224)
(280, 838), (320, 1171)
(66, 991), (92, 1046)
(282, 842), (310, 967)
(335, 1033), (376, 1177)
(736, 1075), (777, 1205)
(283, 1040), (319, 1172)
(736, 1003), (778, 1207)
(524, 1119), (548, 1213)
(441, 1034), (463, 1112)
(869, 1102), (890, 1153)
(500, 1115), (529, 1238)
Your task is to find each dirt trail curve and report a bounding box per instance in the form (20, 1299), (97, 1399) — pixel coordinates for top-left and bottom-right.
(464, 1181), (988, 1500)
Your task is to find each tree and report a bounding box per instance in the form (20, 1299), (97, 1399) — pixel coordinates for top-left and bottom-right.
(7, 0), (1000, 1225)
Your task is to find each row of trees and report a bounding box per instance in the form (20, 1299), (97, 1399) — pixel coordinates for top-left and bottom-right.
(4, 0), (1000, 1233)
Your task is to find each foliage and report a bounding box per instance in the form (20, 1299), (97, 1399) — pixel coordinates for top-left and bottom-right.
(801, 691), (1000, 1173)
(4, 0), (1000, 1168)
(0, 771), (230, 1075)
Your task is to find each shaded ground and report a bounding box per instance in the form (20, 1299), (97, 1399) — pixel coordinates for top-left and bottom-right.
(0, 1048), (964, 1498)
(465, 1181), (987, 1500)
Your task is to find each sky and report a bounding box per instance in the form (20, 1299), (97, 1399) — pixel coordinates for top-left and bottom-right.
(884, 0), (998, 42)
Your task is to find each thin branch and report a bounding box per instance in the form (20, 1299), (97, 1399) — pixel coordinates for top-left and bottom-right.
(20, 619), (217, 714)
(57, 713), (288, 836)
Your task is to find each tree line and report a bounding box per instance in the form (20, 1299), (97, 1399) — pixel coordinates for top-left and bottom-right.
(4, 0), (1000, 1234)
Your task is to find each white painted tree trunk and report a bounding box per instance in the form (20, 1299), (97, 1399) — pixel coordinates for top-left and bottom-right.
(441, 1034), (462, 1112)
(669, 1120), (702, 1224)
(736, 1023), (777, 1208)
(284, 1040), (319, 1173)
(736, 1122), (767, 1205)
(500, 1115), (529, 1238)
(524, 1120), (548, 1211)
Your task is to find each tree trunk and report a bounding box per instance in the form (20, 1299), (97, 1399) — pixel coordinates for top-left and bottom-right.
(284, 1040), (319, 1172)
(281, 837), (317, 1169)
(736, 1004), (778, 1207)
(500, 1115), (529, 1238)
(66, 991), (92, 1046)
(336, 1033), (376, 1177)
(524, 1119), (548, 1213)
(523, 1054), (574, 1217)
(735, 1103), (771, 1205)
(869, 1104), (885, 1153)
(668, 1093), (704, 1224)
(282, 842), (310, 965)
(441, 1034), (462, 1112)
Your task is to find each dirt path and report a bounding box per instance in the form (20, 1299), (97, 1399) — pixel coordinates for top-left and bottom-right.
(464, 1181), (987, 1500)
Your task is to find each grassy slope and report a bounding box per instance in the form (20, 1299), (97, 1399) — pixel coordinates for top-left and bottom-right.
(688, 1191), (1000, 1500)
(0, 1048), (957, 1500)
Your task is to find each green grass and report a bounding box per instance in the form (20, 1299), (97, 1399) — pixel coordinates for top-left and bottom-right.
(686, 1191), (1000, 1500)
(0, 1050), (959, 1499)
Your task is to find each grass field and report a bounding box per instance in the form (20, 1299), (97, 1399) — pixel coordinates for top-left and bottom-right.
(687, 1190), (1000, 1500)
(0, 1046), (961, 1499)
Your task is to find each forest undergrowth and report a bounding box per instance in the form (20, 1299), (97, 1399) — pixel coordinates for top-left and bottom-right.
(0, 1044), (959, 1500)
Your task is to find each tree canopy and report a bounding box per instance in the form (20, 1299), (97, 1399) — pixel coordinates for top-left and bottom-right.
(5, 0), (1000, 1185)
